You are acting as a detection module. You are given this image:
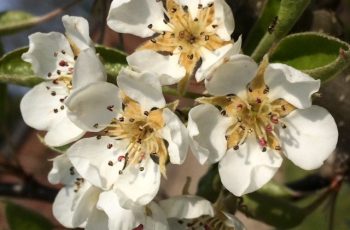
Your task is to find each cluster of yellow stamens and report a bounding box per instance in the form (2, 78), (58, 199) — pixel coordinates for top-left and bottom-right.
(198, 57), (296, 152)
(140, 0), (231, 92)
(103, 97), (169, 175)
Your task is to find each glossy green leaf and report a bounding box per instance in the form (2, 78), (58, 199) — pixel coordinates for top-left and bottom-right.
(0, 11), (39, 35)
(6, 202), (53, 230)
(196, 164), (221, 203)
(251, 0), (311, 62)
(95, 45), (127, 82)
(0, 45), (127, 87)
(243, 0), (281, 55)
(241, 192), (306, 228)
(270, 32), (350, 82)
(258, 180), (296, 199)
(0, 47), (42, 86)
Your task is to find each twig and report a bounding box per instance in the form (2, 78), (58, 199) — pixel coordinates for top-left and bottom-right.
(328, 192), (339, 230)
(0, 179), (58, 202)
(36, 0), (83, 24)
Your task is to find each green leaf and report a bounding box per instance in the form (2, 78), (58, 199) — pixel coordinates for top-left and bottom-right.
(0, 11), (39, 35)
(258, 180), (296, 199)
(250, 0), (311, 62)
(95, 45), (127, 82)
(242, 191), (306, 228)
(0, 47), (43, 87)
(5, 202), (53, 230)
(196, 164), (221, 203)
(271, 32), (350, 82)
(243, 0), (281, 55)
(0, 45), (127, 87)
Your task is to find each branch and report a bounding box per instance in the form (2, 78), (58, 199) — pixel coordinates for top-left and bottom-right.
(0, 179), (58, 203)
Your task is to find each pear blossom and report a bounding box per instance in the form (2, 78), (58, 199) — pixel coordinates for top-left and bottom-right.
(65, 67), (189, 206)
(48, 154), (168, 229)
(159, 195), (245, 230)
(188, 55), (338, 196)
(107, 0), (241, 91)
(20, 15), (102, 147)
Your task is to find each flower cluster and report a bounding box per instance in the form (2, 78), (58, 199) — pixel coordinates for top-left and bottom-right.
(20, 0), (338, 229)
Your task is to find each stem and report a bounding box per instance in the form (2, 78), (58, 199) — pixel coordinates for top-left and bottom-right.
(0, 180), (58, 202)
(36, 0), (83, 23)
(304, 175), (343, 215)
(328, 192), (338, 230)
(251, 0), (311, 62)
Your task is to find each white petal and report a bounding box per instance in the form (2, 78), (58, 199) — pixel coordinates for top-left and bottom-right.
(48, 154), (76, 185)
(117, 68), (166, 111)
(22, 32), (74, 78)
(188, 104), (231, 164)
(66, 82), (122, 132)
(127, 50), (186, 85)
(159, 195), (214, 219)
(85, 208), (109, 230)
(117, 158), (161, 207)
(205, 55), (258, 97)
(177, 0), (212, 19)
(265, 64), (320, 109)
(53, 183), (92, 228)
(20, 81), (84, 146)
(160, 108), (189, 165)
(72, 186), (101, 227)
(196, 38), (241, 82)
(107, 0), (169, 38)
(62, 15), (94, 52)
(72, 48), (106, 89)
(20, 82), (68, 131)
(213, 0), (235, 40)
(67, 136), (128, 189)
(44, 115), (85, 147)
(222, 212), (246, 230)
(144, 202), (169, 230)
(97, 191), (139, 229)
(219, 136), (283, 196)
(280, 106), (338, 170)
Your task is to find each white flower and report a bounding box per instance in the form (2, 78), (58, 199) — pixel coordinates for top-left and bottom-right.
(65, 67), (189, 206)
(107, 0), (241, 90)
(49, 154), (168, 229)
(20, 15), (102, 147)
(159, 195), (245, 230)
(188, 55), (338, 196)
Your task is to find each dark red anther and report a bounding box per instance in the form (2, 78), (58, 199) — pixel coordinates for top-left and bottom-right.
(107, 105), (114, 111)
(118, 156), (126, 162)
(259, 138), (267, 147)
(59, 60), (68, 67)
(133, 224), (144, 230)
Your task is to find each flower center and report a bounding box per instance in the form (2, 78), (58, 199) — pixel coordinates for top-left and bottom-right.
(103, 98), (168, 174)
(198, 57), (296, 152)
(141, 1), (229, 75)
(224, 95), (288, 152)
